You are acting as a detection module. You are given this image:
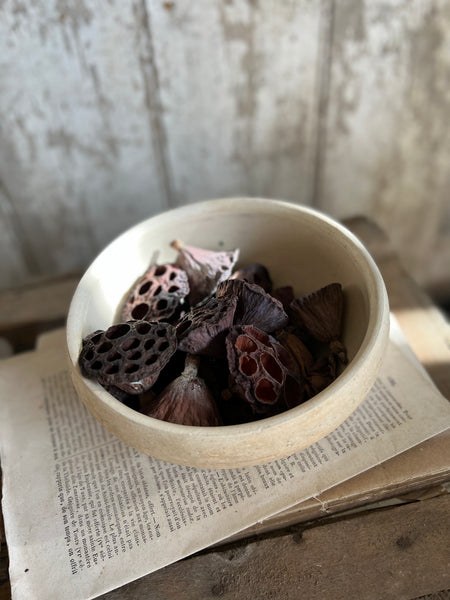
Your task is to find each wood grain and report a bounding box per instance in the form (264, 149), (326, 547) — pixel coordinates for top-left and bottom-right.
(97, 495), (450, 600)
(0, 0), (169, 279)
(149, 0), (323, 206)
(318, 0), (450, 291)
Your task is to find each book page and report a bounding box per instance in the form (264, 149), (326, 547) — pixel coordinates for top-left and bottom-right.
(1, 330), (449, 600)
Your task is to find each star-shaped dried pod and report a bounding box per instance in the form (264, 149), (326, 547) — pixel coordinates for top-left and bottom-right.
(121, 263), (189, 323)
(144, 355), (222, 426)
(226, 325), (304, 416)
(78, 320), (177, 394)
(216, 278), (288, 333)
(230, 263), (273, 292)
(176, 295), (238, 357)
(289, 283), (347, 363)
(171, 239), (239, 306)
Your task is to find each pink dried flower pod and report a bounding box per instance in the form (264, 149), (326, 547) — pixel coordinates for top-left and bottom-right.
(121, 263), (189, 323)
(216, 278), (288, 333)
(171, 239), (239, 305)
(78, 320), (177, 394)
(176, 295), (237, 357)
(144, 355), (222, 426)
(230, 263), (273, 292)
(226, 325), (304, 416)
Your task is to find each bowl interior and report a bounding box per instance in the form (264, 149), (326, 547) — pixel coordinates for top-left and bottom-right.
(68, 199), (373, 367)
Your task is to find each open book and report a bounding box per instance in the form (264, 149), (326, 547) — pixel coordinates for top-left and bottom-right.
(1, 317), (449, 600)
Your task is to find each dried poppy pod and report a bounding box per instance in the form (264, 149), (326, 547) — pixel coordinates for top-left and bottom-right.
(144, 355), (222, 426)
(171, 239), (239, 305)
(289, 282), (347, 363)
(78, 320), (177, 395)
(226, 325), (304, 416)
(216, 278), (288, 333)
(176, 295), (238, 357)
(230, 263), (273, 293)
(122, 263), (189, 323)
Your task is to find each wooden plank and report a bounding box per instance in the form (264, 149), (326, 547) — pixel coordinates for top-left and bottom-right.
(149, 0), (323, 205)
(0, 0), (169, 289)
(96, 495), (450, 600)
(317, 0), (450, 291)
(345, 217), (450, 398)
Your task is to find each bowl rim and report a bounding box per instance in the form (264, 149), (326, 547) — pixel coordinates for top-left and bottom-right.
(67, 196), (389, 441)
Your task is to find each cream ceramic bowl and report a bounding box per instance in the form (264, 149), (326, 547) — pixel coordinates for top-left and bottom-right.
(66, 198), (389, 468)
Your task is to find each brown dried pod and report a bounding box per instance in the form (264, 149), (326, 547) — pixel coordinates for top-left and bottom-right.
(216, 278), (288, 333)
(289, 283), (347, 363)
(277, 330), (314, 379)
(144, 355), (222, 426)
(176, 295), (237, 357)
(230, 263), (273, 292)
(171, 239), (239, 305)
(226, 325), (304, 416)
(122, 263), (189, 323)
(272, 286), (295, 311)
(78, 320), (177, 394)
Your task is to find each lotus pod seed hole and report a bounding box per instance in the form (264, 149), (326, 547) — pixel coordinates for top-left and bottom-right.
(145, 355), (157, 365)
(255, 379), (277, 404)
(136, 322), (151, 335)
(105, 324), (130, 340)
(124, 364), (139, 374)
(107, 352), (121, 362)
(154, 265), (166, 276)
(139, 281), (151, 295)
(132, 304), (149, 320)
(128, 351), (142, 361)
(239, 355), (258, 376)
(97, 341), (113, 354)
(158, 341), (169, 352)
(235, 335), (257, 353)
(91, 361), (103, 370)
(261, 353), (283, 383)
(121, 337), (140, 351)
(144, 339), (155, 350)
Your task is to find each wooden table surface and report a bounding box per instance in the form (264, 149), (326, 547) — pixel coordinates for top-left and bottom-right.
(0, 217), (449, 600)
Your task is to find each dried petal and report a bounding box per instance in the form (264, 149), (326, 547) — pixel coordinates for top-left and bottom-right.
(171, 239), (239, 305)
(230, 263), (273, 292)
(78, 320), (177, 394)
(176, 295), (237, 357)
(144, 355), (222, 426)
(216, 279), (288, 333)
(226, 325), (304, 416)
(122, 263), (189, 323)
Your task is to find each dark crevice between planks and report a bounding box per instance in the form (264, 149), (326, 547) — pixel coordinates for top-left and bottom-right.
(135, 0), (175, 209)
(0, 179), (41, 278)
(311, 0), (335, 209)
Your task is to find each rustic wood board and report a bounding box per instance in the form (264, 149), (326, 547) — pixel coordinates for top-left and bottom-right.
(317, 0), (450, 292)
(96, 495), (450, 600)
(0, 0), (170, 281)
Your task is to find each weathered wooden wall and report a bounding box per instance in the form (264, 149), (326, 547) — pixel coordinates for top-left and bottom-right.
(0, 0), (449, 296)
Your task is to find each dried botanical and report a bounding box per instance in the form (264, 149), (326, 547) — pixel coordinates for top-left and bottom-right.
(230, 263), (273, 292)
(171, 239), (239, 305)
(122, 263), (189, 323)
(176, 295), (237, 357)
(78, 320), (177, 395)
(216, 278), (288, 333)
(289, 283), (347, 363)
(272, 286), (295, 311)
(226, 325), (304, 416)
(144, 355), (222, 426)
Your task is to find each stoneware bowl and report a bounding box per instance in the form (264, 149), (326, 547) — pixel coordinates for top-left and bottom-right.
(66, 198), (390, 468)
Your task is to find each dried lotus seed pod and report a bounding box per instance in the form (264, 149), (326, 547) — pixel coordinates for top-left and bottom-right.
(226, 325), (304, 416)
(230, 263), (273, 292)
(289, 282), (347, 363)
(216, 278), (288, 333)
(78, 320), (177, 395)
(122, 263), (189, 323)
(144, 355), (222, 426)
(176, 295), (237, 357)
(171, 239), (239, 306)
